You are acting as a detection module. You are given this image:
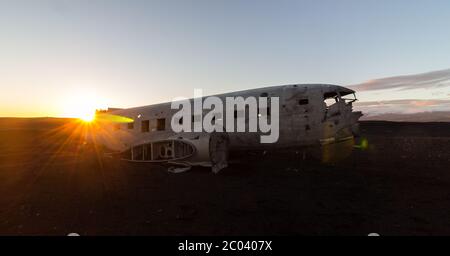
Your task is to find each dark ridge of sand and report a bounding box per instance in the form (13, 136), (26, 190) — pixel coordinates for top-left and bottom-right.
(0, 117), (76, 131)
(0, 119), (449, 235)
(360, 121), (450, 137)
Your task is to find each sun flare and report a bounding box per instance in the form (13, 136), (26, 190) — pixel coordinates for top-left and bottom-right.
(79, 111), (96, 122)
(60, 88), (107, 122)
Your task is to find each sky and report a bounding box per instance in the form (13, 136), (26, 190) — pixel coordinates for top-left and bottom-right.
(1, 0), (450, 118)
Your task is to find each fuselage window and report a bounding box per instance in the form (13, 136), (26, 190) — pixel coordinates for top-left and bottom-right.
(141, 120), (150, 132)
(128, 122), (134, 129)
(157, 118), (165, 131)
(299, 99), (309, 105)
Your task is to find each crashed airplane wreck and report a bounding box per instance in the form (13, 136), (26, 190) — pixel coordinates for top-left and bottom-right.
(91, 84), (362, 173)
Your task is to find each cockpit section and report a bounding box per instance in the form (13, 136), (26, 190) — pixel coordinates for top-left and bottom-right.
(320, 86), (362, 142)
(323, 88), (357, 119)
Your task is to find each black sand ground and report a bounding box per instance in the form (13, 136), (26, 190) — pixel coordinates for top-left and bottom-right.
(0, 119), (449, 235)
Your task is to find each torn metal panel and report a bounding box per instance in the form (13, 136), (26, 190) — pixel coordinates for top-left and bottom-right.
(113, 132), (229, 173)
(168, 132), (229, 174)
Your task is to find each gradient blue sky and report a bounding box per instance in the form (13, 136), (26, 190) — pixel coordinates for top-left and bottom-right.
(1, 0), (450, 117)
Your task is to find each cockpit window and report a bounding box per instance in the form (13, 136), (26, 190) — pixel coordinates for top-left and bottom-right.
(340, 93), (357, 105)
(323, 91), (357, 108)
(323, 92), (338, 99)
(324, 97), (337, 107)
(324, 92), (339, 108)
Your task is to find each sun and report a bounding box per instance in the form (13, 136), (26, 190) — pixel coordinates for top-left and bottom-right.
(60, 88), (107, 122)
(69, 104), (97, 123)
(79, 111), (96, 122)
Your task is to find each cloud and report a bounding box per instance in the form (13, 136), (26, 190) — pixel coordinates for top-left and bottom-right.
(350, 68), (450, 91)
(356, 99), (450, 107)
(354, 99), (450, 115)
(360, 111), (450, 122)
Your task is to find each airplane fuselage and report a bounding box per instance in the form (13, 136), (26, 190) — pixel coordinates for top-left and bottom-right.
(93, 84), (362, 171)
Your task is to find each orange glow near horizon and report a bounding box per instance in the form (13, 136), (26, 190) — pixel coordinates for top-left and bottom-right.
(59, 88), (107, 122)
(79, 111), (96, 122)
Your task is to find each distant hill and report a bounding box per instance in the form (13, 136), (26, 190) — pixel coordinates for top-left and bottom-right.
(361, 111), (450, 122)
